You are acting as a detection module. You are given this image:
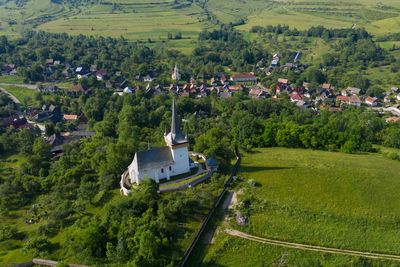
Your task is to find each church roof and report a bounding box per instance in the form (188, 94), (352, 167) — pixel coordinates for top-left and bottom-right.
(165, 97), (188, 145)
(135, 146), (173, 170)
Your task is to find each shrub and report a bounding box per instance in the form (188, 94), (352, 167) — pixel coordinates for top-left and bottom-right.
(0, 224), (18, 241)
(248, 179), (257, 187)
(23, 236), (52, 256)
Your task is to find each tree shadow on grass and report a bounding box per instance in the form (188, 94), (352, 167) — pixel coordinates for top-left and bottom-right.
(246, 149), (261, 154)
(240, 166), (295, 173)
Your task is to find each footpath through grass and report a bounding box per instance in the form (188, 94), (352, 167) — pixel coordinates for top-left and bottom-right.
(0, 85), (37, 103)
(235, 148), (400, 254)
(190, 147), (400, 266)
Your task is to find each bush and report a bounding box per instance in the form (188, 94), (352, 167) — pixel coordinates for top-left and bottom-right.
(340, 140), (359, 154)
(248, 179), (257, 187)
(23, 236), (52, 256)
(37, 221), (58, 237)
(0, 224), (18, 241)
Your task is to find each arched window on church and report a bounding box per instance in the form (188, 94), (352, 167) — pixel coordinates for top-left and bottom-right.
(161, 168), (164, 173)
(169, 166), (172, 171)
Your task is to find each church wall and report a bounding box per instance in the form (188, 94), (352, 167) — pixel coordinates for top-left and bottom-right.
(133, 166), (172, 184)
(170, 146), (190, 176)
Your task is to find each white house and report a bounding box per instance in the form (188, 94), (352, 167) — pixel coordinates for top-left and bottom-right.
(124, 97), (191, 184)
(123, 87), (133, 94)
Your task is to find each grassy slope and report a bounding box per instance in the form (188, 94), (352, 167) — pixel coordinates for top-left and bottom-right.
(191, 147), (400, 265)
(2, 0), (400, 46)
(0, 85), (37, 102)
(0, 149), (211, 265)
(194, 232), (393, 266)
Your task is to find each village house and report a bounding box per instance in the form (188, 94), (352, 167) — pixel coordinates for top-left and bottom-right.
(219, 88), (232, 98)
(322, 83), (331, 90)
(271, 60), (279, 67)
(62, 69), (72, 77)
(230, 73), (256, 82)
(1, 115), (27, 129)
(348, 96), (362, 106)
(365, 96), (378, 106)
(278, 78), (288, 85)
(249, 88), (268, 99)
(1, 64), (16, 76)
(346, 87), (361, 95)
(123, 86), (133, 94)
(229, 84), (244, 92)
(68, 85), (90, 95)
(386, 117), (400, 123)
(143, 74), (154, 82)
(64, 114), (78, 121)
(96, 69), (108, 81)
(289, 92), (303, 102)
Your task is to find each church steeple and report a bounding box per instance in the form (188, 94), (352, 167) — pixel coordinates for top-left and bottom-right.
(171, 96), (180, 139)
(164, 96), (188, 146)
(172, 63), (181, 81)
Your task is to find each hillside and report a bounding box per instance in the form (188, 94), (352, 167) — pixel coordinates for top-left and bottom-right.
(190, 147), (400, 265)
(1, 0), (400, 46)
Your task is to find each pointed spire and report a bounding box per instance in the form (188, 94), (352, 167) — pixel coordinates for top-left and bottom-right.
(171, 96), (181, 140)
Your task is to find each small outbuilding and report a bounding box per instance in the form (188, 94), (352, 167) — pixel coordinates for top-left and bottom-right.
(206, 157), (219, 172)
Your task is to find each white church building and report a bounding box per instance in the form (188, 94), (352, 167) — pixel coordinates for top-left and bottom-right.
(124, 97), (191, 184)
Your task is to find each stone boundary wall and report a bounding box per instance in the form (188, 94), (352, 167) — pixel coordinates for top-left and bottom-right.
(158, 171), (211, 193)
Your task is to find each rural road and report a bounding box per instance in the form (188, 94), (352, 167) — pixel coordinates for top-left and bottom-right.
(0, 86), (21, 106)
(0, 86), (45, 133)
(226, 229), (400, 262)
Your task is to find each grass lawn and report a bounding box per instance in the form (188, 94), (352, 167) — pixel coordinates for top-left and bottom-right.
(0, 76), (25, 84)
(189, 147), (400, 265)
(192, 232), (392, 266)
(235, 148), (400, 254)
(0, 85), (38, 103)
(159, 170), (208, 189)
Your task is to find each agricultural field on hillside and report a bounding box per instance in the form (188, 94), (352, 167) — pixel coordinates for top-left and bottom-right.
(190, 147), (400, 265)
(1, 0), (400, 49)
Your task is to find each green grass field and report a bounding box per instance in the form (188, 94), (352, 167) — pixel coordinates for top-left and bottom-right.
(0, 76), (25, 84)
(0, 85), (37, 103)
(191, 147), (400, 265)
(1, 0), (400, 51)
(192, 232), (392, 266)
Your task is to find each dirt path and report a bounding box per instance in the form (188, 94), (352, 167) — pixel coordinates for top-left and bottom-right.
(0, 86), (21, 105)
(226, 229), (400, 262)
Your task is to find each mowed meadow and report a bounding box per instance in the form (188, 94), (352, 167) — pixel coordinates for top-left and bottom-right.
(191, 148), (400, 265)
(234, 148), (400, 254)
